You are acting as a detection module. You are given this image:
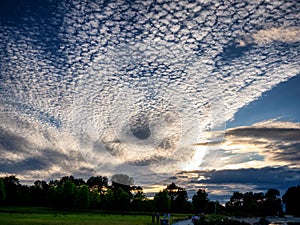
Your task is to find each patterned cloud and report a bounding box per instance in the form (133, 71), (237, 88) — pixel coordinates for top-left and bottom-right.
(0, 0), (299, 185)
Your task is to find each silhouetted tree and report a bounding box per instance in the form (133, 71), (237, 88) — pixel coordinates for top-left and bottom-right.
(3, 175), (20, 205)
(18, 185), (31, 205)
(115, 187), (130, 211)
(1, 173), (294, 214)
(192, 189), (209, 213)
(165, 183), (189, 212)
(102, 189), (115, 210)
(154, 190), (171, 212)
(60, 176), (75, 186)
(130, 186), (147, 211)
(173, 188), (189, 212)
(283, 185), (300, 216)
(240, 191), (262, 216)
(166, 183), (180, 202)
(0, 178), (6, 204)
(226, 191), (245, 215)
(263, 189), (282, 216)
(75, 185), (90, 208)
(89, 189), (100, 208)
(61, 180), (76, 208)
(253, 192), (264, 214)
(225, 189), (284, 217)
(30, 180), (49, 206)
(231, 192), (244, 209)
(87, 176), (108, 193)
(243, 192), (253, 209)
(49, 179), (60, 187)
(47, 186), (61, 207)
(73, 178), (86, 187)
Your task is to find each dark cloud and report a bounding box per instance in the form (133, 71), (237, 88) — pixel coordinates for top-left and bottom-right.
(0, 157), (48, 173)
(0, 128), (31, 153)
(197, 167), (300, 186)
(0, 124), (94, 179)
(224, 124), (300, 165)
(272, 143), (300, 163)
(226, 127), (300, 141)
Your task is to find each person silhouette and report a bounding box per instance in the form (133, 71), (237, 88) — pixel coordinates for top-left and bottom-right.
(156, 212), (160, 224)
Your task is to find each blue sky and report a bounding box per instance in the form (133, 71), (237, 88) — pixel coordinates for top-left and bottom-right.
(0, 0), (299, 203)
(228, 73), (300, 128)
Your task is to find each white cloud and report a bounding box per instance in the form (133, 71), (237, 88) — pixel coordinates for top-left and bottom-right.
(0, 0), (299, 185)
(252, 27), (300, 45)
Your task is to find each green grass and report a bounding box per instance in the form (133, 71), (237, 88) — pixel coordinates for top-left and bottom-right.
(0, 207), (189, 225)
(0, 213), (152, 225)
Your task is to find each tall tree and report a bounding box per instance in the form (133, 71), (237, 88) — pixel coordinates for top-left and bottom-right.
(283, 185), (300, 216)
(230, 192), (244, 209)
(264, 189), (282, 216)
(253, 192), (264, 214)
(115, 187), (130, 211)
(102, 189), (115, 210)
(154, 190), (171, 212)
(131, 186), (147, 211)
(75, 185), (90, 208)
(89, 189), (100, 208)
(47, 186), (61, 207)
(3, 175), (20, 205)
(166, 183), (181, 202)
(243, 191), (260, 216)
(61, 180), (76, 208)
(192, 189), (209, 213)
(165, 183), (188, 212)
(0, 179), (6, 204)
(173, 188), (189, 213)
(31, 180), (49, 206)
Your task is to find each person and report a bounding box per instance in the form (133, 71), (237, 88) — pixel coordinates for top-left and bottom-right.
(192, 215), (200, 224)
(156, 212), (160, 224)
(152, 212), (155, 223)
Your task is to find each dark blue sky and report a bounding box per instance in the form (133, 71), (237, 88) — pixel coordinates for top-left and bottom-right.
(228, 73), (300, 128)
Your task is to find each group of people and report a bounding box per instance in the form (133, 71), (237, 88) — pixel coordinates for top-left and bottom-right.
(152, 212), (171, 225)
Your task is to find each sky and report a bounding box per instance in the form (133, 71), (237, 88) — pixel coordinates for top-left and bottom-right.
(0, 0), (300, 203)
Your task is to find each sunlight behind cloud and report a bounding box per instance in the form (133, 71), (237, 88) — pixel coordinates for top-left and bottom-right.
(202, 120), (300, 171)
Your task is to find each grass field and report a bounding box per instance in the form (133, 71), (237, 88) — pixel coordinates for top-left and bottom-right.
(0, 207), (189, 225)
(0, 213), (152, 225)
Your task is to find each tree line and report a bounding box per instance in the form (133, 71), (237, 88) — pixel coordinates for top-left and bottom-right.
(0, 174), (299, 216)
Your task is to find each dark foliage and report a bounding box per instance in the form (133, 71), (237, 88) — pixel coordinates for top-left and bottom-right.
(282, 185), (300, 216)
(0, 174), (297, 216)
(225, 189), (284, 217)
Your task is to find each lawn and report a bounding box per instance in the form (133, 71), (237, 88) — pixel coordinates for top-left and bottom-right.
(0, 213), (152, 225)
(0, 207), (189, 225)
